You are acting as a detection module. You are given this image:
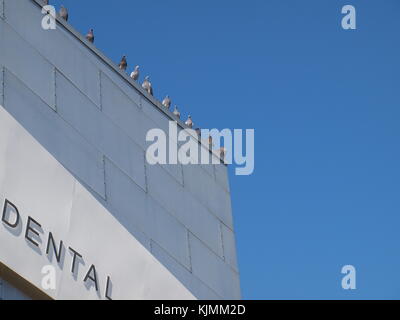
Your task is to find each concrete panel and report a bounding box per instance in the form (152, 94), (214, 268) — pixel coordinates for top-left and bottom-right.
(146, 162), (185, 218)
(100, 70), (142, 109)
(159, 163), (184, 186)
(189, 233), (241, 300)
(104, 158), (148, 236)
(151, 241), (222, 300)
(80, 161), (151, 252)
(0, 66), (3, 106)
(56, 72), (146, 191)
(1, 22), (55, 109)
(101, 72), (154, 150)
(146, 163), (223, 257)
(183, 164), (233, 229)
(3, 69), (105, 198)
(182, 190), (223, 257)
(215, 164), (231, 193)
(0, 19), (3, 65)
(4, 0), (101, 106)
(105, 159), (190, 268)
(221, 224), (239, 272)
(201, 164), (216, 179)
(141, 97), (184, 185)
(76, 167), (152, 252)
(141, 97), (170, 136)
(146, 199), (190, 269)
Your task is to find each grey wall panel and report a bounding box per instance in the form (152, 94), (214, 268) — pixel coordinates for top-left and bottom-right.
(141, 98), (184, 185)
(0, 66), (3, 106)
(56, 72), (146, 191)
(146, 163), (223, 258)
(146, 162), (186, 219)
(3, 69), (106, 198)
(100, 69), (142, 109)
(0, 20), (3, 66)
(189, 233), (241, 300)
(215, 164), (231, 193)
(4, 0), (101, 106)
(182, 190), (223, 257)
(141, 97), (171, 138)
(104, 158), (149, 235)
(221, 224), (239, 272)
(150, 241), (222, 300)
(183, 164), (233, 229)
(145, 149), (184, 186)
(105, 159), (190, 269)
(158, 163), (184, 186)
(101, 72), (154, 150)
(146, 198), (191, 269)
(201, 164), (216, 179)
(1, 22), (55, 109)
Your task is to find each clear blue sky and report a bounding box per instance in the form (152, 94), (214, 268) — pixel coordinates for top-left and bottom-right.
(50, 0), (400, 299)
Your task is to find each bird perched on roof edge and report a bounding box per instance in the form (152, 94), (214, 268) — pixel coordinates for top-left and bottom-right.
(59, 5), (68, 21)
(142, 76), (153, 96)
(86, 29), (94, 43)
(185, 115), (193, 128)
(130, 66), (140, 81)
(119, 56), (128, 71)
(162, 95), (171, 109)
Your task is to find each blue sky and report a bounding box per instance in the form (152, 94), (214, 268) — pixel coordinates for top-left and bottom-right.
(49, 0), (400, 299)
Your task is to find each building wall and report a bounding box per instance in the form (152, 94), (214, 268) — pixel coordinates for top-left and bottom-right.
(0, 0), (240, 299)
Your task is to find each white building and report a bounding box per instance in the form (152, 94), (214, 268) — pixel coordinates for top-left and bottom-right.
(0, 0), (240, 300)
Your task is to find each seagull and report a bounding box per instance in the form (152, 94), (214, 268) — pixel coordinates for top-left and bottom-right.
(185, 115), (193, 128)
(173, 106), (181, 119)
(86, 29), (94, 43)
(59, 5), (68, 21)
(162, 95), (171, 109)
(130, 66), (140, 81)
(119, 56), (128, 71)
(142, 76), (153, 96)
